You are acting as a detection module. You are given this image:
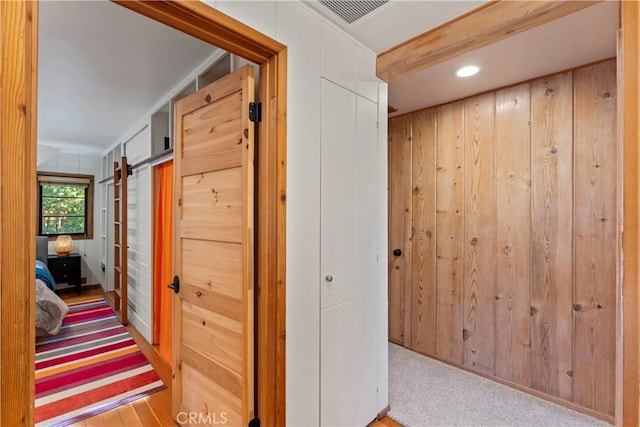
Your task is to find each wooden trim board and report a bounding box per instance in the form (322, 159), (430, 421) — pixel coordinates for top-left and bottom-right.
(619, 2), (640, 426)
(0, 1), (38, 425)
(0, 0), (287, 425)
(377, 1), (601, 82)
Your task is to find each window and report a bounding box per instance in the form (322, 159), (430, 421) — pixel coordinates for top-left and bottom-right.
(38, 172), (94, 239)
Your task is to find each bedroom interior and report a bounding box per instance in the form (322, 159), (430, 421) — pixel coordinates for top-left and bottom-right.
(2, 0), (636, 427)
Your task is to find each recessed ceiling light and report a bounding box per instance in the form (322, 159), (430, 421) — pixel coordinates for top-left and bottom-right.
(456, 65), (480, 78)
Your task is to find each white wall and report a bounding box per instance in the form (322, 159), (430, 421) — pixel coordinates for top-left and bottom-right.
(37, 149), (103, 288)
(205, 1), (388, 425)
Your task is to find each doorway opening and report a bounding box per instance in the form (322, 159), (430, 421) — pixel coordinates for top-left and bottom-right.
(0, 1), (286, 425)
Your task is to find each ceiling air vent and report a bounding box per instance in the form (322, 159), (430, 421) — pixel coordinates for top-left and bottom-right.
(317, 0), (389, 24)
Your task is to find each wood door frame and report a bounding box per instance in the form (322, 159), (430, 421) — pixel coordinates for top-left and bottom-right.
(0, 1), (287, 425)
(377, 1), (639, 425)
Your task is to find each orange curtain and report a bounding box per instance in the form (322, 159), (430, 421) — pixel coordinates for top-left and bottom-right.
(153, 160), (174, 365)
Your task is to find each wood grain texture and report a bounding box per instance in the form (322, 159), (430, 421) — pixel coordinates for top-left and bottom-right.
(174, 65), (255, 425)
(388, 115), (412, 345)
(435, 101), (464, 364)
(410, 108), (437, 355)
(572, 60), (617, 416)
(113, 0), (285, 64)
(462, 93), (496, 375)
(390, 60), (619, 417)
(494, 83), (532, 387)
(0, 1), (37, 424)
(376, 0), (600, 82)
(180, 168), (243, 242)
(619, 3), (640, 425)
(180, 91), (243, 176)
(113, 157), (129, 325)
(256, 51), (288, 427)
(530, 72), (574, 400)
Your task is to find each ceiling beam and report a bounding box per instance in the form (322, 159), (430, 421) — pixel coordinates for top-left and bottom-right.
(376, 0), (601, 82)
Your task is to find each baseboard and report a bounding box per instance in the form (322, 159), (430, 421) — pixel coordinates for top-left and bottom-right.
(55, 283), (102, 294)
(376, 405), (391, 420)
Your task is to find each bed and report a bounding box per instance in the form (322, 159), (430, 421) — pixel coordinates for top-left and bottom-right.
(36, 236), (69, 335)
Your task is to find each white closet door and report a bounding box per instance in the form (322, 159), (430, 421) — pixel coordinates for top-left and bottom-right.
(321, 79), (380, 426)
(355, 95), (379, 424)
(321, 79), (357, 310)
(321, 79), (357, 427)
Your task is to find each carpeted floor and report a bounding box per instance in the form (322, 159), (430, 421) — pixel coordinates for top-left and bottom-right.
(35, 298), (166, 427)
(388, 343), (611, 427)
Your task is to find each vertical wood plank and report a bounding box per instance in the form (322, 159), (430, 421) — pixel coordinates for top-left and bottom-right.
(619, 3), (640, 425)
(462, 93), (496, 374)
(435, 101), (464, 363)
(0, 1), (37, 425)
(388, 115), (412, 345)
(494, 83), (532, 386)
(411, 108), (437, 355)
(573, 60), (617, 416)
(530, 71), (574, 400)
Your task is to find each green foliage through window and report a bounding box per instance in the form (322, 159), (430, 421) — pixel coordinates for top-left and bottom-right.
(41, 184), (86, 235)
(38, 172), (94, 238)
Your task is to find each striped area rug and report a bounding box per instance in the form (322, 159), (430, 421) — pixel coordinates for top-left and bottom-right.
(35, 298), (166, 427)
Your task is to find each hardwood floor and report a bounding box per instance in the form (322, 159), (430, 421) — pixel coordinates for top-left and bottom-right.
(371, 417), (403, 427)
(58, 287), (401, 427)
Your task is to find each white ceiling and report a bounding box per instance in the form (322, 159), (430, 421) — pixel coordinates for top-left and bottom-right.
(312, 0), (486, 54)
(37, 0), (619, 154)
(37, 0), (215, 153)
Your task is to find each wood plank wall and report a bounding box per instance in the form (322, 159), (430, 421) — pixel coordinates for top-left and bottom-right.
(387, 59), (617, 417)
(388, 116), (413, 345)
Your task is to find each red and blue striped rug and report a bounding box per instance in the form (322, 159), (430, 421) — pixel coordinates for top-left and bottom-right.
(35, 298), (166, 426)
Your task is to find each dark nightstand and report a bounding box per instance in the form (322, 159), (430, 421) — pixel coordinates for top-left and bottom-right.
(48, 253), (82, 294)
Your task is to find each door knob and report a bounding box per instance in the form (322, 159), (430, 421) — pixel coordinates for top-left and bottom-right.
(393, 249), (402, 256)
(325, 275), (334, 282)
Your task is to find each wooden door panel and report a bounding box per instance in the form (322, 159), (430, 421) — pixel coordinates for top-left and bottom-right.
(182, 239), (242, 300)
(182, 300), (242, 374)
(181, 363), (242, 426)
(174, 65), (254, 425)
(181, 282), (243, 322)
(181, 91), (243, 177)
(180, 168), (243, 243)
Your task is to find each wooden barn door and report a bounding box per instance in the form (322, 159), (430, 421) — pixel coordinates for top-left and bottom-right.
(172, 65), (256, 426)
